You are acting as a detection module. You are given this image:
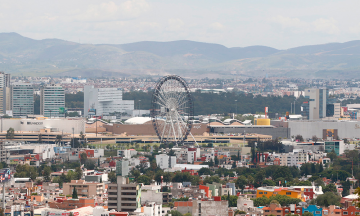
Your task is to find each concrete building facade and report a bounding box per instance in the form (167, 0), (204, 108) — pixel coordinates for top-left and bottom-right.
(108, 176), (141, 212)
(301, 88), (328, 120)
(63, 180), (105, 197)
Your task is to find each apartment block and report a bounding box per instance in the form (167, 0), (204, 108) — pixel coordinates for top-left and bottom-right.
(11, 83), (34, 117)
(63, 180), (104, 197)
(108, 176), (141, 212)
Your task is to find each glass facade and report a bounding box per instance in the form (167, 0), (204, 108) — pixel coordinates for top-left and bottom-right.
(11, 84), (34, 117)
(41, 85), (65, 117)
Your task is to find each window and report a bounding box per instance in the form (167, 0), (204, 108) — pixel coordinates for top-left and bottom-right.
(285, 210), (289, 213)
(316, 211), (321, 214)
(286, 192), (291, 195)
(343, 212), (348, 215)
(259, 192), (263, 194)
(264, 192), (267, 194)
(265, 210), (270, 213)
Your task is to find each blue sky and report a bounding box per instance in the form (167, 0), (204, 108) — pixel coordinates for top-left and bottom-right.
(1, 0), (360, 49)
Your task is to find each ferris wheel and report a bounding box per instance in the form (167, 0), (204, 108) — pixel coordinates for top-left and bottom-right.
(151, 75), (194, 145)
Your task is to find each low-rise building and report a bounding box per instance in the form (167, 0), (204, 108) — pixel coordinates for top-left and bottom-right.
(63, 180), (105, 197)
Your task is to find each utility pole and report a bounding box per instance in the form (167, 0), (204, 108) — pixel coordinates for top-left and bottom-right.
(235, 100), (237, 117)
(72, 128), (74, 148)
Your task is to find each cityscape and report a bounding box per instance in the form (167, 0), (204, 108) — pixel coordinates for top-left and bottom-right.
(0, 1), (360, 216)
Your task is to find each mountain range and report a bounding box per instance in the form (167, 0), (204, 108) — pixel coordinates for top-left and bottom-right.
(1, 32), (360, 78)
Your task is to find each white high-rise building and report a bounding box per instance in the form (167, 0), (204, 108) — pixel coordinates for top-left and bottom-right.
(40, 84), (65, 118)
(84, 86), (134, 117)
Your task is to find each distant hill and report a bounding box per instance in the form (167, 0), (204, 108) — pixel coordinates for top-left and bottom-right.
(1, 32), (360, 78)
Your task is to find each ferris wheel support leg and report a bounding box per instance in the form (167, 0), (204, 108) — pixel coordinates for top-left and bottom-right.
(189, 132), (199, 148)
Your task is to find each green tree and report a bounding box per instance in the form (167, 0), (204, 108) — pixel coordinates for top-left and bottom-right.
(315, 192), (341, 207)
(198, 167), (212, 176)
(55, 135), (63, 146)
(355, 187), (360, 208)
(303, 213), (314, 216)
(72, 187), (78, 199)
(6, 127), (14, 139)
(323, 184), (337, 193)
(165, 210), (183, 216)
(137, 175), (151, 185)
(79, 131), (86, 142)
(38, 134), (43, 143)
(75, 167), (82, 180)
(221, 194), (238, 207)
(295, 135), (304, 142)
(109, 171), (117, 183)
(236, 176), (247, 192)
(327, 150), (337, 161)
(80, 152), (87, 164)
(43, 166), (52, 182)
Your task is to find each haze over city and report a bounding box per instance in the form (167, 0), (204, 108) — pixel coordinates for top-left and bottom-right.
(0, 1), (359, 216)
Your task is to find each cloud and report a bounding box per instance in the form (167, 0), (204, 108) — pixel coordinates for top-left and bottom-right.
(312, 18), (339, 34)
(75, 0), (150, 22)
(271, 15), (339, 35)
(167, 18), (184, 32)
(209, 22), (224, 31)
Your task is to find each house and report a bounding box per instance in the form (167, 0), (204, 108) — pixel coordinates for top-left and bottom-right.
(303, 205), (323, 216)
(263, 203), (283, 216)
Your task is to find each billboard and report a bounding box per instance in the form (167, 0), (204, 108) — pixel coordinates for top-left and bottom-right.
(88, 108), (96, 116)
(59, 107), (66, 114)
(0, 168), (11, 183)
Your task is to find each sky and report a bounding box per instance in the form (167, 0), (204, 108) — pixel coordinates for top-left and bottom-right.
(1, 0), (360, 49)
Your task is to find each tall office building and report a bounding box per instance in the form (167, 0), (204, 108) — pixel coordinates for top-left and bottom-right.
(40, 84), (65, 118)
(301, 88), (328, 120)
(0, 72), (11, 114)
(84, 86), (134, 117)
(11, 83), (34, 117)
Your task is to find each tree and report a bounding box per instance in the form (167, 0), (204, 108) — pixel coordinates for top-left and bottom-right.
(323, 184), (337, 193)
(221, 194), (238, 207)
(55, 135), (62, 146)
(303, 213), (314, 216)
(6, 127), (14, 139)
(72, 187), (78, 199)
(38, 134), (43, 143)
(312, 135), (318, 143)
(295, 135), (304, 142)
(137, 175), (151, 185)
(79, 131), (86, 142)
(43, 166), (52, 182)
(0, 207), (4, 216)
(236, 176), (247, 192)
(214, 156), (219, 166)
(108, 171), (117, 183)
(198, 167), (212, 176)
(315, 192), (341, 207)
(235, 210), (247, 215)
(165, 210), (183, 216)
(208, 159), (214, 167)
(327, 150), (337, 161)
(80, 152), (87, 164)
(355, 187), (360, 208)
(75, 167), (82, 180)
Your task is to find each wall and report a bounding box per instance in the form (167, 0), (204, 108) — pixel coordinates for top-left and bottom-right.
(211, 126), (290, 139)
(105, 123), (208, 136)
(1, 118), (85, 134)
(192, 200), (228, 216)
(288, 121), (360, 139)
(141, 190), (163, 205)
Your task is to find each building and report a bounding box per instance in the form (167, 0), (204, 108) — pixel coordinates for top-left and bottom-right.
(292, 186), (323, 200)
(108, 176), (141, 212)
(192, 198), (229, 216)
(117, 149), (137, 159)
(256, 186), (303, 200)
(263, 203), (283, 216)
(84, 86), (134, 117)
(63, 180), (105, 197)
(140, 185), (172, 205)
(40, 84), (65, 118)
(155, 154), (176, 169)
(116, 160), (129, 177)
(0, 72), (10, 114)
(48, 197), (95, 210)
(301, 88), (328, 120)
(11, 83), (34, 117)
(325, 140), (345, 155)
(282, 204), (303, 216)
(303, 205), (322, 216)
